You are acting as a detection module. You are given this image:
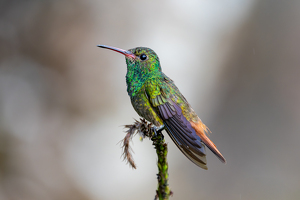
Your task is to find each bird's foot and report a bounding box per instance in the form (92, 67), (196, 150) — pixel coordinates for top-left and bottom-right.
(151, 125), (165, 140)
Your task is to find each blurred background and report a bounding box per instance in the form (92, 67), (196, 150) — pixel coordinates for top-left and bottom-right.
(0, 0), (299, 199)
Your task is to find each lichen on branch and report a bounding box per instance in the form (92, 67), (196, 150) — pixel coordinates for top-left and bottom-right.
(122, 118), (172, 200)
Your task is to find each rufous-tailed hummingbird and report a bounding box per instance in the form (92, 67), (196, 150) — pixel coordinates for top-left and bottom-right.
(98, 45), (226, 169)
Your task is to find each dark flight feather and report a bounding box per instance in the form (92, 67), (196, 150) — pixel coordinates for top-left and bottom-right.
(157, 101), (208, 169)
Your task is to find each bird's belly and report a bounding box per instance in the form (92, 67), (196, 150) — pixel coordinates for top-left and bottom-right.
(130, 91), (163, 127)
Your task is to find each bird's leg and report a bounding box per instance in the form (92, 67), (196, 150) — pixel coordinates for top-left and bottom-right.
(156, 125), (165, 133)
(151, 125), (165, 139)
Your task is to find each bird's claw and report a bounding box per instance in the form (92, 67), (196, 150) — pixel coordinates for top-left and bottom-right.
(151, 125), (165, 139)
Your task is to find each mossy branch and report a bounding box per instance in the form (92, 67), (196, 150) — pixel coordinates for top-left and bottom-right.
(122, 118), (172, 200)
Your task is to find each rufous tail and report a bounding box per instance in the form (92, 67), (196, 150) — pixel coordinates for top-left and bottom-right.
(190, 121), (226, 163)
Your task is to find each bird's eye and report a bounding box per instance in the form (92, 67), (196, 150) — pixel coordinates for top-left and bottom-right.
(140, 54), (147, 60)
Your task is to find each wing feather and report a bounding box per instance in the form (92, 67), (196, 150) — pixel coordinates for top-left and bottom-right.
(145, 76), (219, 169)
(157, 101), (208, 169)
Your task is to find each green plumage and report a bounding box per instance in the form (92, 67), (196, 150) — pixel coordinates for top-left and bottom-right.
(98, 44), (226, 169)
(125, 47), (198, 126)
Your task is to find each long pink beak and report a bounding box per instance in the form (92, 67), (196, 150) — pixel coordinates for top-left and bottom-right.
(97, 45), (136, 59)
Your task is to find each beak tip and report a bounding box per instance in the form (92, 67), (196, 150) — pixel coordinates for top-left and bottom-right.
(97, 45), (135, 59)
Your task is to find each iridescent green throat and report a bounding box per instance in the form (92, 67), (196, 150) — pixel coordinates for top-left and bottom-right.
(125, 57), (162, 97)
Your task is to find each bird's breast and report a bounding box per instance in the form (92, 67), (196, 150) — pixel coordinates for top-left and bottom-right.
(130, 86), (163, 127)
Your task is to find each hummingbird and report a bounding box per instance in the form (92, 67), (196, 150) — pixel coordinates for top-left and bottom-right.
(98, 45), (226, 169)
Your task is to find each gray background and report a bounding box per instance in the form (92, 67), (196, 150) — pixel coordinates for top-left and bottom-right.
(0, 0), (299, 199)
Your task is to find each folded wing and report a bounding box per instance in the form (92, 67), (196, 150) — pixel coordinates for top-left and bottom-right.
(151, 94), (208, 169)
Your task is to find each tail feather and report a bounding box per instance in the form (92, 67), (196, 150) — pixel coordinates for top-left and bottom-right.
(190, 121), (226, 163)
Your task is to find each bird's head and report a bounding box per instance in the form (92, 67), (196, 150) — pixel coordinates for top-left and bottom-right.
(97, 45), (162, 74)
